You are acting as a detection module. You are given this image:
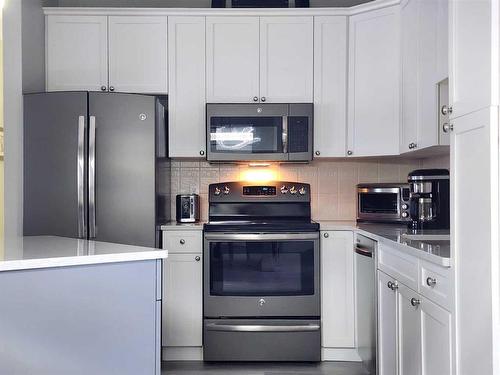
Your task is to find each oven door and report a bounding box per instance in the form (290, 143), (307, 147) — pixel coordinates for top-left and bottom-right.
(206, 104), (288, 162)
(357, 187), (402, 221)
(204, 232), (320, 318)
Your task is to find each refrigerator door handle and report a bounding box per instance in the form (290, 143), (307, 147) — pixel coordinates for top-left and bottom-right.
(89, 116), (97, 239)
(77, 115), (86, 238)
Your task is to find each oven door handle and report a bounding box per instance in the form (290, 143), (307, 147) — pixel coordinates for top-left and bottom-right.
(204, 233), (319, 241)
(205, 323), (320, 333)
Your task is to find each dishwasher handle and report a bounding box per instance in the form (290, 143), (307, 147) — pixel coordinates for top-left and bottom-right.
(355, 244), (374, 258)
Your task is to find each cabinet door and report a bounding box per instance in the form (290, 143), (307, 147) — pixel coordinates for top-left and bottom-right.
(206, 17), (260, 103)
(449, 0), (495, 119)
(397, 283), (421, 375)
(108, 16), (168, 94)
(168, 17), (206, 158)
(347, 6), (400, 157)
(321, 231), (355, 347)
(162, 253), (203, 347)
(46, 15), (108, 91)
(313, 16), (348, 158)
(452, 107), (498, 375)
(259, 16), (313, 103)
(400, 0), (419, 153)
(420, 296), (452, 375)
(377, 271), (398, 375)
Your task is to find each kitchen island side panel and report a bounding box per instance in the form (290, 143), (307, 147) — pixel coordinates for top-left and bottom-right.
(0, 260), (161, 375)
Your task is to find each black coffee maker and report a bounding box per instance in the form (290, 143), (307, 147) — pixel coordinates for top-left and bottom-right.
(408, 169), (450, 230)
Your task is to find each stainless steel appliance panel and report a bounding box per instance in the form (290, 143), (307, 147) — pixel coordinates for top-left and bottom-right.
(355, 234), (377, 374)
(89, 93), (157, 247)
(203, 318), (321, 361)
(204, 232), (320, 318)
(24, 92), (89, 238)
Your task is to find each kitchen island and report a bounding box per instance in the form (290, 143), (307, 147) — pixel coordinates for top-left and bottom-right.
(0, 236), (167, 375)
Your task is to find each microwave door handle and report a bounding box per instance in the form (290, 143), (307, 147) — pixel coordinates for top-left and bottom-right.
(282, 116), (288, 153)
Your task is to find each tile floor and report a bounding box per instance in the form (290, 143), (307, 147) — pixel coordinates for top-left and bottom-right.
(161, 361), (372, 375)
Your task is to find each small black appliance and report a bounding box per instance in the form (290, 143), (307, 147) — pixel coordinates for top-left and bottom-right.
(176, 194), (200, 223)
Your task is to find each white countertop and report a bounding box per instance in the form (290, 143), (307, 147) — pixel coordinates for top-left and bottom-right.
(0, 236), (168, 272)
(160, 222), (205, 231)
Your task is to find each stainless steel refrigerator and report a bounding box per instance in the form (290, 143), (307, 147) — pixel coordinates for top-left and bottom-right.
(23, 91), (170, 247)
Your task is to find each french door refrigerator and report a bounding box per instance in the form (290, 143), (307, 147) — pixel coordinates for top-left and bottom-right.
(23, 91), (169, 248)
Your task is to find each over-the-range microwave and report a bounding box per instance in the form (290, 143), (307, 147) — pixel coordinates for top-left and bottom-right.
(206, 103), (313, 162)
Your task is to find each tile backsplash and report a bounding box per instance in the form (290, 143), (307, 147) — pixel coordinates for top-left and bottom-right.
(169, 158), (426, 221)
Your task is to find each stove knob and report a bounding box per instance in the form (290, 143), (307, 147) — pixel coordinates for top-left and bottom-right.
(280, 185), (288, 194)
(402, 204), (408, 210)
(223, 186), (230, 195)
(298, 186), (306, 195)
(289, 186), (297, 195)
(402, 212), (409, 218)
(214, 187), (221, 196)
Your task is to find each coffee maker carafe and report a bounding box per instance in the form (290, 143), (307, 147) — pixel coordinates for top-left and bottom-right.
(408, 169), (450, 230)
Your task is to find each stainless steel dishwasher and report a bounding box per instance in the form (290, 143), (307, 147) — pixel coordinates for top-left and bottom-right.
(355, 234), (377, 374)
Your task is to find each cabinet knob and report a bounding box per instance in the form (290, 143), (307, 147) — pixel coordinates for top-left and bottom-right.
(441, 105), (453, 116)
(195, 256), (201, 262)
(347, 150), (353, 156)
(442, 123), (454, 133)
(261, 97), (266, 102)
(253, 96), (259, 102)
(390, 281), (399, 291)
(426, 277), (437, 287)
(199, 150), (205, 156)
(323, 232), (329, 238)
(409, 142), (417, 149)
(109, 86), (115, 92)
(100, 86), (107, 91)
(410, 297), (421, 307)
(315, 151), (320, 156)
(179, 239), (185, 245)
(387, 281), (394, 289)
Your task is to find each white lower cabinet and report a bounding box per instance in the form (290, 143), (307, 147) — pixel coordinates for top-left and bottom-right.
(320, 231), (356, 359)
(377, 262), (452, 375)
(162, 229), (203, 360)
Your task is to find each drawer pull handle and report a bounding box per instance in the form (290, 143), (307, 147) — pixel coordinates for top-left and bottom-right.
(410, 297), (421, 307)
(179, 239), (185, 245)
(323, 233), (329, 238)
(426, 277), (437, 287)
(195, 256), (201, 262)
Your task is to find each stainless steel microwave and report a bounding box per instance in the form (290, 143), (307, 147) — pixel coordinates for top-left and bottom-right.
(357, 183), (411, 223)
(206, 103), (313, 162)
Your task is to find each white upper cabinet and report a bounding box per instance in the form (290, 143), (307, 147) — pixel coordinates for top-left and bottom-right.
(321, 231), (355, 348)
(108, 16), (168, 94)
(46, 15), (108, 91)
(449, 0), (496, 119)
(168, 16), (206, 158)
(206, 17), (260, 103)
(313, 16), (348, 158)
(206, 16), (313, 104)
(347, 6), (400, 157)
(259, 16), (313, 103)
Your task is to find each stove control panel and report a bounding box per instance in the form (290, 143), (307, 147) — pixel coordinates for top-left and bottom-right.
(209, 181), (310, 202)
(243, 186), (276, 196)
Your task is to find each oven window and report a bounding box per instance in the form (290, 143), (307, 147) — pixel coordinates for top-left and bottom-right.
(209, 117), (283, 154)
(209, 241), (315, 296)
(359, 193), (398, 214)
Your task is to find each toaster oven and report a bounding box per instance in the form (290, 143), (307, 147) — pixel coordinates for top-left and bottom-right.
(357, 183), (411, 223)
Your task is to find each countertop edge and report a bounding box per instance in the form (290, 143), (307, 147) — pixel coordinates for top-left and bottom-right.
(0, 250), (168, 272)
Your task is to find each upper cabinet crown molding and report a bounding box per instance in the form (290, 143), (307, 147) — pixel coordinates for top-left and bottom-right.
(43, 1), (402, 17)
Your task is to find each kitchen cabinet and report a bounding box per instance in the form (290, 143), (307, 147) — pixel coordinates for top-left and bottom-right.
(206, 16), (313, 103)
(449, 0), (495, 119)
(313, 16), (348, 158)
(397, 282), (420, 375)
(400, 0), (449, 153)
(46, 15), (167, 94)
(168, 16), (206, 158)
(205, 17), (260, 103)
(108, 16), (167, 94)
(162, 229), (203, 358)
(321, 231), (355, 349)
(46, 15), (108, 91)
(347, 5), (400, 157)
(377, 271), (398, 375)
(259, 16), (313, 103)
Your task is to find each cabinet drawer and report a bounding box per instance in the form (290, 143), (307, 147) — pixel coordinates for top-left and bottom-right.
(378, 243), (419, 290)
(419, 260), (451, 309)
(162, 230), (202, 253)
